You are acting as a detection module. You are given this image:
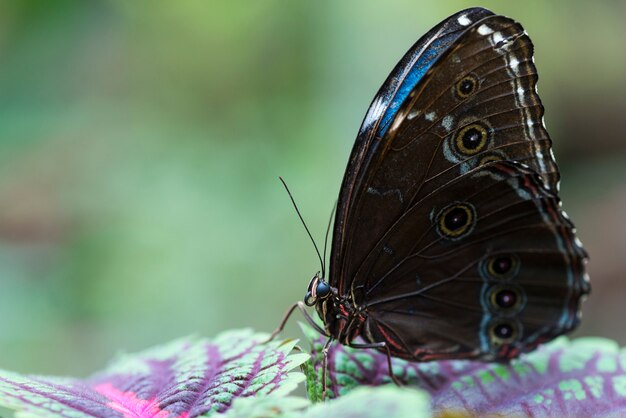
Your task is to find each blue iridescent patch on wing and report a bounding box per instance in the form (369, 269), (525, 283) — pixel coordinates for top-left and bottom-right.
(376, 32), (459, 137)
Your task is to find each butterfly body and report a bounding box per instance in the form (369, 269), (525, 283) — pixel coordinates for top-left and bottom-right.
(303, 7), (589, 363)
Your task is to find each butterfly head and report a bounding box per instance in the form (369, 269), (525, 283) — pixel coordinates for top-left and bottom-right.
(304, 272), (333, 306)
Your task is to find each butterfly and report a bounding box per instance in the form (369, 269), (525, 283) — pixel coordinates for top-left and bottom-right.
(270, 6), (590, 393)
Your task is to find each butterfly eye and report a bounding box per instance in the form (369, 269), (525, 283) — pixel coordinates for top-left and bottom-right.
(482, 255), (520, 280)
(455, 74), (479, 98)
(490, 321), (518, 344)
(455, 123), (489, 155)
(436, 202), (476, 240)
(315, 281), (331, 299)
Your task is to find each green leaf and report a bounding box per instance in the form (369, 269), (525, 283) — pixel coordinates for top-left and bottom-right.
(304, 386), (431, 418)
(216, 395), (310, 418)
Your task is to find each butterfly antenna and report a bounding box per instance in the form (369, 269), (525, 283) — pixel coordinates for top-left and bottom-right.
(279, 177), (325, 277)
(321, 200), (337, 279)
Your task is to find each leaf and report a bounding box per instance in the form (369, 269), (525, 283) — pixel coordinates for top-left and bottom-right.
(303, 385), (431, 418)
(303, 324), (626, 417)
(218, 384), (431, 418)
(0, 329), (309, 418)
(216, 395), (310, 418)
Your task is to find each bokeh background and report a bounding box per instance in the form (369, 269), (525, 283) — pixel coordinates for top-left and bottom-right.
(0, 0), (624, 379)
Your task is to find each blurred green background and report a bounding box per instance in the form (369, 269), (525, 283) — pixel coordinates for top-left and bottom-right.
(0, 0), (624, 378)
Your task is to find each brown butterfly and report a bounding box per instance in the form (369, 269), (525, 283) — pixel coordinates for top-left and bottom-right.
(269, 7), (589, 397)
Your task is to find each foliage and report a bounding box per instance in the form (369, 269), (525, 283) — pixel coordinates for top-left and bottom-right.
(302, 324), (626, 416)
(1, 327), (625, 417)
(0, 330), (307, 417)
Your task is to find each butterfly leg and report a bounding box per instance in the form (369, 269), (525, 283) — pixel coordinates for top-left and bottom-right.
(348, 341), (401, 386)
(264, 301), (328, 343)
(321, 337), (334, 401)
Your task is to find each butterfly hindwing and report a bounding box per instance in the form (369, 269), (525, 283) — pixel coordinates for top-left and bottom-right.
(355, 161), (587, 360)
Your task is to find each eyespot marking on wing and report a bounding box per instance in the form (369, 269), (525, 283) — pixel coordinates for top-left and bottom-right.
(481, 255), (521, 280)
(454, 123), (490, 155)
(455, 74), (480, 99)
(435, 202), (476, 240)
(486, 284), (526, 315)
(489, 320), (520, 345)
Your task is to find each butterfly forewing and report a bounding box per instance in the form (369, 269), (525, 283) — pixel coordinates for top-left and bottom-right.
(331, 8), (496, 298)
(325, 9), (589, 360)
(391, 15), (559, 197)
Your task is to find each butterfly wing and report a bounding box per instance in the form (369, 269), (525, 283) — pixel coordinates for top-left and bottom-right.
(331, 7), (495, 295)
(328, 10), (589, 360)
(357, 161), (588, 360)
